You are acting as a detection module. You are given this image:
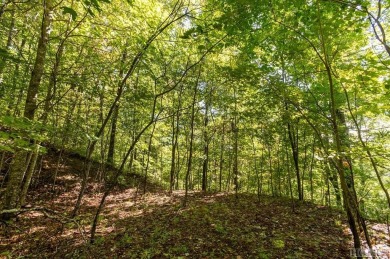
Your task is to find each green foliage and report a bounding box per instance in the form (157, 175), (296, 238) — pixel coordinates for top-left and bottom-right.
(0, 48), (21, 64)
(0, 0), (389, 237)
(61, 7), (78, 20)
(0, 116), (48, 152)
(83, 0), (110, 16)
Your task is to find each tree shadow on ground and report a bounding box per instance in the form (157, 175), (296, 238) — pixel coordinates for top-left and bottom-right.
(93, 193), (351, 258)
(3, 190), (352, 258)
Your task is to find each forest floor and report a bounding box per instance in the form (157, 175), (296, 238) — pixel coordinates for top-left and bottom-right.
(0, 152), (389, 258)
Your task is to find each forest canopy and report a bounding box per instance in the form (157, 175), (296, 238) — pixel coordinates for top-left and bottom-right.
(0, 0), (389, 253)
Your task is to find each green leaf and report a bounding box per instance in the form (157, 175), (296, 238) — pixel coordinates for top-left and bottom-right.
(197, 45), (206, 51)
(0, 144), (14, 152)
(180, 28), (196, 39)
(61, 7), (78, 20)
(0, 48), (21, 63)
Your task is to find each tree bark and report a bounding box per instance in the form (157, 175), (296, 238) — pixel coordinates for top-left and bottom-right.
(107, 104), (118, 165)
(201, 96), (209, 192)
(219, 122), (225, 192)
(287, 119), (303, 200)
(1, 152), (28, 219)
(24, 0), (53, 120)
(19, 144), (40, 207)
(143, 120), (156, 194)
(169, 87), (183, 193)
(183, 71), (199, 207)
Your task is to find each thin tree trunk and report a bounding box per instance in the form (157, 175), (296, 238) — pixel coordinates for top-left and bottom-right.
(309, 141), (315, 202)
(285, 131), (295, 213)
(251, 135), (260, 199)
(107, 104), (118, 165)
(316, 4), (363, 249)
(169, 112), (177, 193)
(301, 130), (308, 200)
(326, 49), (363, 253)
(267, 145), (273, 196)
(184, 71), (199, 207)
(201, 98), (209, 192)
(170, 87), (183, 193)
(226, 147), (232, 192)
(259, 145), (264, 199)
(233, 87), (239, 198)
(107, 50), (127, 166)
(143, 120), (156, 194)
(52, 148), (63, 193)
(219, 122), (225, 192)
(287, 121), (303, 200)
(20, 144), (40, 207)
(0, 152), (4, 176)
(343, 87), (390, 208)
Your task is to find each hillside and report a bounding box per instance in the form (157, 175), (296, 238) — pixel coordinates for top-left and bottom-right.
(1, 152), (389, 258)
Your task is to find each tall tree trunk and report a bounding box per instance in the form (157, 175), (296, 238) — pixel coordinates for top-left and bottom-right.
(184, 72), (199, 207)
(201, 98), (209, 192)
(285, 131), (295, 212)
(267, 145), (273, 196)
(107, 50), (127, 165)
(287, 120), (303, 200)
(251, 135), (260, 199)
(169, 112), (177, 193)
(304, 4), (366, 249)
(309, 141), (315, 202)
(143, 120), (156, 194)
(226, 146), (232, 192)
(301, 130), (308, 200)
(107, 104), (118, 165)
(233, 87), (239, 198)
(24, 0), (53, 120)
(19, 144), (40, 207)
(170, 87), (183, 193)
(324, 52), (362, 252)
(219, 122), (225, 192)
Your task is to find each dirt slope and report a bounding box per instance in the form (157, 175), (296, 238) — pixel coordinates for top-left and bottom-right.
(0, 152), (388, 258)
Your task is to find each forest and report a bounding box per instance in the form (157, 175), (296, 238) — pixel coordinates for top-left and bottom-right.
(0, 0), (389, 258)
